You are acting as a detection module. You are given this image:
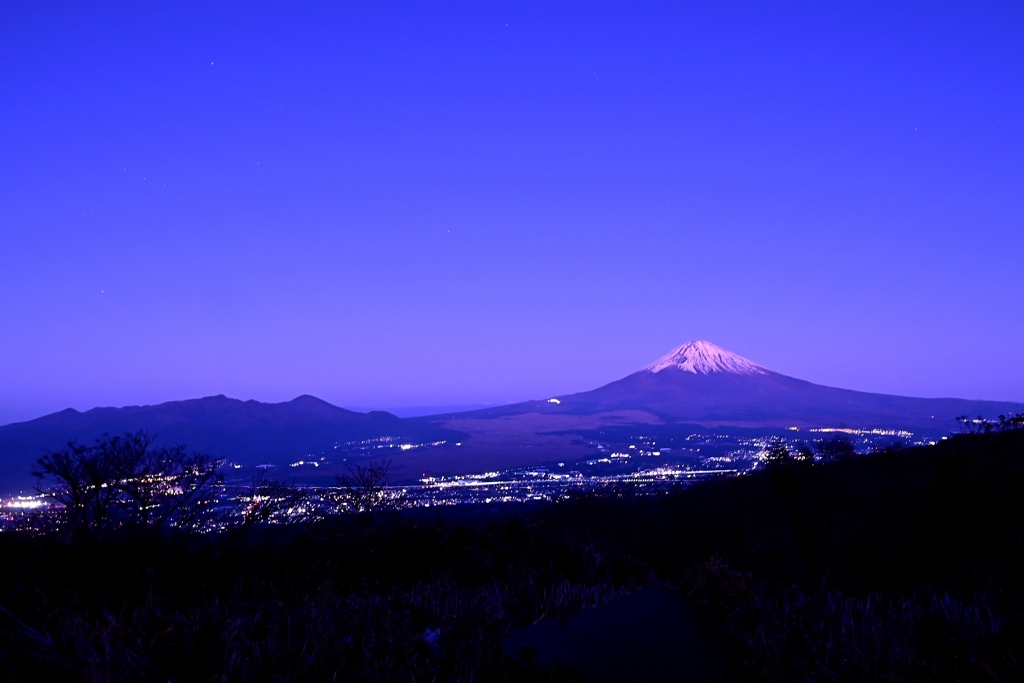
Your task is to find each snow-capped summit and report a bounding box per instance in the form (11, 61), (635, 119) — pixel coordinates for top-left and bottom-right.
(645, 340), (767, 375)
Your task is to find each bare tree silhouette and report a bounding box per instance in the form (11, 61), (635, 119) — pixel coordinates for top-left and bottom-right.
(33, 431), (222, 536)
(334, 459), (404, 513)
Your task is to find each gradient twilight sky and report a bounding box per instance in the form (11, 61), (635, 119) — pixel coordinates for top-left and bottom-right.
(2, 1), (1023, 425)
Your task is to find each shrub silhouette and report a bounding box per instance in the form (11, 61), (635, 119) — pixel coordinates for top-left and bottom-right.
(815, 435), (855, 462)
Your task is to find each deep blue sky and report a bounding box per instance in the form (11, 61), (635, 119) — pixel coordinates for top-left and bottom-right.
(2, 1), (1022, 424)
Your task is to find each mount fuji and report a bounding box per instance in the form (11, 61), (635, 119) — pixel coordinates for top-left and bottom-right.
(445, 341), (1023, 435)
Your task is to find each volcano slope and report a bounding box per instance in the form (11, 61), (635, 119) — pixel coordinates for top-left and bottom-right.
(391, 341), (1023, 481)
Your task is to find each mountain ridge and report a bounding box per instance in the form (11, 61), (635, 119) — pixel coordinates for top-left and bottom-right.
(0, 395), (456, 493)
(3, 342), (1022, 492)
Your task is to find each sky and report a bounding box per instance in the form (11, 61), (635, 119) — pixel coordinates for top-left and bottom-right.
(2, 1), (1023, 424)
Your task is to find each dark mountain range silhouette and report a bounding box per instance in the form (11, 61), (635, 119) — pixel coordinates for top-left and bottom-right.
(0, 395), (457, 493)
(446, 341), (1023, 435)
(3, 342), (1021, 491)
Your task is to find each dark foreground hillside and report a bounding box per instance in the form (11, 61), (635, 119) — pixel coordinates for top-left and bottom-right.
(1, 431), (1022, 681)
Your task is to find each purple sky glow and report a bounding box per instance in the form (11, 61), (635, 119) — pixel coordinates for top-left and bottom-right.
(2, 1), (1023, 424)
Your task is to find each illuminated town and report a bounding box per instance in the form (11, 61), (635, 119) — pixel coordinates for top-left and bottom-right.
(0, 426), (936, 532)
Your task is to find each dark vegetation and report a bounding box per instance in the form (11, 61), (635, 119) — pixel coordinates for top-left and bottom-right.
(2, 426), (1023, 681)
(31, 432), (223, 537)
(27, 432), (403, 539)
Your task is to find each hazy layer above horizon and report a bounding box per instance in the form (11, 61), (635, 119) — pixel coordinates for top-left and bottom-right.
(350, 404), (499, 418)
